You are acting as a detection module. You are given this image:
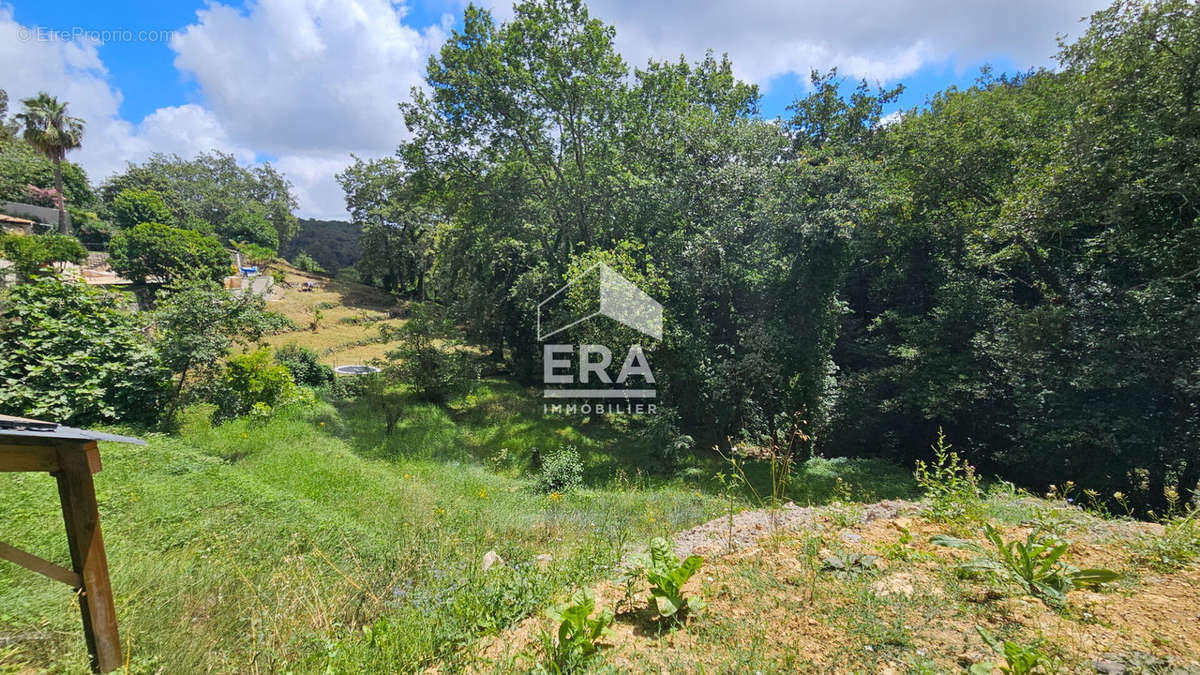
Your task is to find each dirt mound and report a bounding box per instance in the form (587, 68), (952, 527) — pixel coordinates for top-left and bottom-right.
(467, 501), (1200, 673)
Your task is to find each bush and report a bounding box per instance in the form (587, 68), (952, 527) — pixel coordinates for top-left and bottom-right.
(293, 251), (327, 274)
(212, 347), (299, 421)
(274, 342), (334, 387)
(914, 428), (982, 523)
(71, 209), (118, 245)
(108, 222), (230, 284)
(535, 445), (584, 494)
(0, 233), (87, 280)
(0, 277), (168, 425)
(111, 187), (173, 228)
(642, 406), (694, 466)
(221, 208), (279, 250)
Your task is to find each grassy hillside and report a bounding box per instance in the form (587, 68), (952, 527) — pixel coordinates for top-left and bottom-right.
(0, 371), (917, 673)
(262, 264), (402, 366)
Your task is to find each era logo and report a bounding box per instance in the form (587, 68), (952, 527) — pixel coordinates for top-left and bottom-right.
(543, 344), (655, 385)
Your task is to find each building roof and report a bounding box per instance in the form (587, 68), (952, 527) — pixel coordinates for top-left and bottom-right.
(0, 213), (35, 226)
(0, 414), (146, 445)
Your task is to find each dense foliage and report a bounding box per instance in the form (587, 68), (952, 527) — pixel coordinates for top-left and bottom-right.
(0, 131), (91, 206)
(101, 151), (298, 245)
(341, 0), (1200, 511)
(380, 303), (478, 403)
(0, 233), (87, 281)
(221, 207), (279, 251)
(213, 347), (299, 421)
(107, 222), (230, 284)
(111, 187), (174, 228)
(274, 342), (334, 387)
(0, 277), (167, 425)
(152, 281), (293, 414)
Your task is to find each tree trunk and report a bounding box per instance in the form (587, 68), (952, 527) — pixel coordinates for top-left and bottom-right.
(52, 158), (69, 235)
(1180, 457), (1199, 510)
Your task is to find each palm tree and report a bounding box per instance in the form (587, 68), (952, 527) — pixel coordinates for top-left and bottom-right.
(15, 92), (85, 235)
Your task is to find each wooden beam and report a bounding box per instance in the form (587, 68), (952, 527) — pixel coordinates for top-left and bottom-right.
(0, 540), (82, 587)
(0, 443), (59, 472)
(55, 442), (121, 673)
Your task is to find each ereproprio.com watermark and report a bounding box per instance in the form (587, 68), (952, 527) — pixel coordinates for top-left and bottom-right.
(16, 26), (172, 44)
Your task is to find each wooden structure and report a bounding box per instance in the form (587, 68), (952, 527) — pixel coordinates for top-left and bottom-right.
(0, 414), (143, 673)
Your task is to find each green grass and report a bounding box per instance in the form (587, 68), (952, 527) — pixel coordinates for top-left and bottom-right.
(0, 379), (917, 673)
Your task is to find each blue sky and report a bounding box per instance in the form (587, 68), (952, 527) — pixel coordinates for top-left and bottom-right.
(1, 0), (1106, 218)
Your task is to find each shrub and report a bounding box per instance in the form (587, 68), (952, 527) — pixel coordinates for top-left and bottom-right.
(111, 187), (173, 228)
(152, 281), (295, 415)
(108, 222), (230, 284)
(0, 277), (168, 425)
(71, 210), (118, 245)
(535, 445), (584, 494)
(1134, 506), (1200, 571)
(235, 242), (277, 268)
(0, 233), (87, 280)
(212, 347), (299, 421)
(274, 342), (334, 387)
(293, 251), (327, 275)
(642, 406), (694, 466)
(914, 428), (981, 523)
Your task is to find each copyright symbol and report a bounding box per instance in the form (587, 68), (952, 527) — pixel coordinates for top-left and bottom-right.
(16, 26), (32, 42)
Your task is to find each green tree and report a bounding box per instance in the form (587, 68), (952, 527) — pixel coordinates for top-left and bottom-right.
(101, 152), (298, 244)
(0, 88), (19, 140)
(336, 157), (433, 296)
(108, 222), (230, 284)
(0, 134), (92, 206)
(0, 233), (88, 281)
(380, 302), (478, 403)
(152, 281), (293, 415)
(221, 207), (279, 251)
(111, 187), (173, 228)
(0, 277), (168, 425)
(13, 92), (85, 234)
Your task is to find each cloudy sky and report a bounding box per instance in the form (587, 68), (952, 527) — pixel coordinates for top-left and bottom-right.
(0, 0), (1109, 220)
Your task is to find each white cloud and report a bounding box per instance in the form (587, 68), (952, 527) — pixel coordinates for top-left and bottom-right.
(163, 0), (454, 218)
(481, 0), (1109, 86)
(0, 7), (259, 201)
(170, 0), (448, 156)
(272, 152), (356, 220)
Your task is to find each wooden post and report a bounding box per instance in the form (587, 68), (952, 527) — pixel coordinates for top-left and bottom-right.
(54, 441), (121, 673)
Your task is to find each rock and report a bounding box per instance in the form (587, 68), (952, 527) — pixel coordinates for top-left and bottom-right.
(872, 573), (915, 597)
(841, 531), (864, 544)
(481, 550), (504, 572)
(956, 652), (985, 667)
(1091, 658), (1126, 674)
(534, 553), (553, 569)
